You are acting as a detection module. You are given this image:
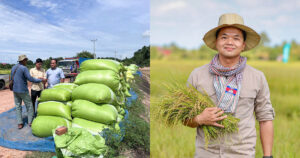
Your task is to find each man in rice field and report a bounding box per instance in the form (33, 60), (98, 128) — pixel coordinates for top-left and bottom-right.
(46, 59), (65, 88)
(185, 13), (275, 158)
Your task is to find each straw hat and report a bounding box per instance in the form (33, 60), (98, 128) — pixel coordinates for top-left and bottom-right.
(203, 13), (260, 51)
(18, 54), (28, 61)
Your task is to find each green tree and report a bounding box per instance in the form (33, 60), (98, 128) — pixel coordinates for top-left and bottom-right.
(76, 51), (95, 59)
(122, 46), (150, 67)
(259, 31), (270, 46)
(27, 60), (34, 66)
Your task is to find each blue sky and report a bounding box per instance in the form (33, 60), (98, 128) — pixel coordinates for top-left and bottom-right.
(0, 0), (149, 64)
(151, 0), (300, 49)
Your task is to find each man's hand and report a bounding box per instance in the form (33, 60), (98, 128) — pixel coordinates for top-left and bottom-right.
(195, 107), (227, 128)
(39, 78), (47, 83)
(60, 78), (65, 83)
(184, 107), (227, 128)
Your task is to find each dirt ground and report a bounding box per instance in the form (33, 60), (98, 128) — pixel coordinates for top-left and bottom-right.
(0, 86), (31, 157)
(138, 67), (150, 122)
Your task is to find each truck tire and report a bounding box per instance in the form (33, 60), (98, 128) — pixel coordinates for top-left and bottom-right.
(0, 80), (5, 90)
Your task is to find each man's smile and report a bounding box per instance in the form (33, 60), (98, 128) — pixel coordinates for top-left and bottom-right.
(224, 47), (235, 51)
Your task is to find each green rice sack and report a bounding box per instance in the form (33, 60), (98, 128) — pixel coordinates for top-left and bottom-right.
(79, 59), (123, 73)
(117, 114), (124, 123)
(118, 107), (126, 115)
(74, 70), (122, 93)
(37, 101), (72, 120)
(53, 83), (78, 91)
(72, 118), (110, 135)
(53, 127), (107, 157)
(124, 88), (132, 97)
(32, 116), (71, 137)
(72, 100), (118, 125)
(126, 83), (130, 90)
(72, 83), (117, 105)
(39, 88), (72, 102)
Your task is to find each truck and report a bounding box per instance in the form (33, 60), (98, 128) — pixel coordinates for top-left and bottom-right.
(0, 74), (9, 90)
(57, 57), (91, 82)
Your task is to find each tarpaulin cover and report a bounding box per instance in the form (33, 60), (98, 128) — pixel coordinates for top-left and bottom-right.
(0, 105), (56, 152)
(126, 89), (138, 106)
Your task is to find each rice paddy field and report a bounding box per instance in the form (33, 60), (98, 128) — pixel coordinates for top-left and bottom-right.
(150, 59), (300, 158)
(0, 69), (10, 74)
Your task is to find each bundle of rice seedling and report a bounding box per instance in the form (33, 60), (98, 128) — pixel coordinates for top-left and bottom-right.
(157, 83), (240, 146)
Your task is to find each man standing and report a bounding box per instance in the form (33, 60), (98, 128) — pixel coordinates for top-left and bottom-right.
(185, 13), (275, 158)
(30, 58), (46, 115)
(46, 59), (65, 88)
(11, 55), (45, 129)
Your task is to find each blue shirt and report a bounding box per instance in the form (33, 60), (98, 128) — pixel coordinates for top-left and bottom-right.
(46, 67), (65, 88)
(11, 64), (42, 93)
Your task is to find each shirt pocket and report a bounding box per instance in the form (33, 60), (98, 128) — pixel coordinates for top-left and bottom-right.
(239, 90), (256, 107)
(236, 90), (257, 127)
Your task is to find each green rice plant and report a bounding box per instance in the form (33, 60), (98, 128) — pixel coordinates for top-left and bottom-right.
(157, 82), (240, 146)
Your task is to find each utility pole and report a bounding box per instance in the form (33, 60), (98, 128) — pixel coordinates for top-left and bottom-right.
(91, 39), (97, 58)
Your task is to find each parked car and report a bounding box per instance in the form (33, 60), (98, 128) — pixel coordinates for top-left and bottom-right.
(0, 74), (9, 90)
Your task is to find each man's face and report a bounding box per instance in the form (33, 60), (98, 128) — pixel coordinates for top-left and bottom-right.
(22, 59), (28, 66)
(50, 60), (56, 69)
(215, 27), (246, 59)
(36, 62), (42, 69)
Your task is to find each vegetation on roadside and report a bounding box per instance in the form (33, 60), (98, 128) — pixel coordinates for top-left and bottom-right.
(105, 75), (150, 157)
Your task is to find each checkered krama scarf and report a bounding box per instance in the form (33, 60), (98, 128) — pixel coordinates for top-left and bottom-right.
(209, 54), (247, 113)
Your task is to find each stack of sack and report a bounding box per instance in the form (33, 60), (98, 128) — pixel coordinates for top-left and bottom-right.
(31, 83), (77, 137)
(125, 64), (139, 83)
(78, 59), (131, 100)
(71, 59), (129, 135)
(31, 60), (131, 138)
(127, 64), (139, 73)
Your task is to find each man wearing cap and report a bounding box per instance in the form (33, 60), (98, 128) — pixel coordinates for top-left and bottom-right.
(30, 58), (46, 115)
(185, 13), (275, 158)
(10, 55), (46, 129)
(46, 59), (65, 88)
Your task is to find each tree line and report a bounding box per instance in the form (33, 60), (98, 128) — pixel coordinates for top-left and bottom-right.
(0, 45), (150, 69)
(151, 32), (300, 61)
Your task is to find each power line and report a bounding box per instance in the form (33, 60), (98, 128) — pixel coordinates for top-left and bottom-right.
(91, 39), (97, 58)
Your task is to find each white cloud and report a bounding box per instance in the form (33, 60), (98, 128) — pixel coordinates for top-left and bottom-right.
(0, 3), (120, 48)
(29, 0), (58, 11)
(153, 1), (187, 16)
(96, 0), (143, 9)
(142, 30), (150, 37)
